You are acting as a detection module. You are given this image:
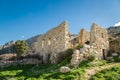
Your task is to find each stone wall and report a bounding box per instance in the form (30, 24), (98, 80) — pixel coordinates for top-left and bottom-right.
(90, 23), (109, 59)
(0, 59), (41, 68)
(71, 44), (98, 67)
(31, 22), (109, 64)
(69, 37), (79, 47)
(78, 29), (90, 45)
(34, 21), (70, 63)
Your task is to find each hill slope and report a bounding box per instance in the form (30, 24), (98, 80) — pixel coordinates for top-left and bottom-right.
(26, 34), (41, 47)
(107, 26), (120, 53)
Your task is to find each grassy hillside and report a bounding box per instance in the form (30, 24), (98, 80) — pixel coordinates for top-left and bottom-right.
(91, 65), (120, 80)
(0, 59), (111, 80)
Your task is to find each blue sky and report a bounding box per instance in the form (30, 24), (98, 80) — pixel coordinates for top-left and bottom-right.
(0, 0), (120, 45)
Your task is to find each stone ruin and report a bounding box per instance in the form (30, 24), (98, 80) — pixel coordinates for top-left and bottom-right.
(32, 21), (109, 64)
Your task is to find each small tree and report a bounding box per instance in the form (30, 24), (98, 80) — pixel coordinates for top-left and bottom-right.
(13, 40), (28, 58)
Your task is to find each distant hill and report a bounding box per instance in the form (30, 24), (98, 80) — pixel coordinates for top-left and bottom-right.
(107, 26), (120, 53)
(26, 34), (41, 47)
(0, 41), (15, 54)
(0, 35), (41, 54)
(107, 26), (120, 35)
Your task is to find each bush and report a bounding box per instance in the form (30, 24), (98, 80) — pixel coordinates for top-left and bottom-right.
(113, 56), (120, 62)
(87, 53), (96, 61)
(75, 45), (83, 50)
(65, 48), (73, 56)
(55, 48), (73, 63)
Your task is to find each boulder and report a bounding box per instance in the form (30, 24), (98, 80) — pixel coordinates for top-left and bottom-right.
(83, 44), (90, 48)
(112, 53), (118, 56)
(85, 48), (89, 52)
(59, 66), (70, 73)
(73, 50), (80, 54)
(79, 48), (84, 53)
(107, 57), (113, 61)
(71, 59), (80, 66)
(89, 48), (94, 53)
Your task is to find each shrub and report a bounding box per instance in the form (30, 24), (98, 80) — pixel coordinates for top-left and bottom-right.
(65, 48), (74, 57)
(55, 48), (73, 63)
(75, 45), (83, 50)
(87, 53), (96, 61)
(113, 56), (120, 62)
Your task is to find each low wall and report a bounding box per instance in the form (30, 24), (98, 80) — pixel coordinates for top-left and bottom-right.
(0, 58), (42, 68)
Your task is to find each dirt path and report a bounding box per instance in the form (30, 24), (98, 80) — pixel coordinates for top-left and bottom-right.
(83, 63), (120, 80)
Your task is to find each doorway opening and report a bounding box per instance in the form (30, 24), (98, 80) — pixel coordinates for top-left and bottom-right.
(102, 49), (106, 60)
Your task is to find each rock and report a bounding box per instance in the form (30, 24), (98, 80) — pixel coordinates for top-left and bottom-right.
(92, 43), (96, 46)
(85, 48), (89, 52)
(71, 50), (83, 67)
(90, 62), (99, 65)
(94, 51), (98, 54)
(112, 53), (118, 56)
(89, 48), (94, 53)
(59, 66), (70, 73)
(80, 48), (84, 53)
(90, 46), (94, 48)
(83, 44), (90, 48)
(87, 45), (90, 48)
(107, 57), (113, 61)
(72, 53), (79, 58)
(73, 50), (80, 54)
(79, 54), (84, 57)
(0, 53), (17, 60)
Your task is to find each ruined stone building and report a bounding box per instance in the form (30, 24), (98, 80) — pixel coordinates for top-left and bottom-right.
(33, 21), (109, 63)
(90, 23), (109, 59)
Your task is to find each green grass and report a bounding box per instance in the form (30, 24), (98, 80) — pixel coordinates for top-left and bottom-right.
(0, 58), (70, 80)
(91, 65), (120, 80)
(0, 59), (113, 80)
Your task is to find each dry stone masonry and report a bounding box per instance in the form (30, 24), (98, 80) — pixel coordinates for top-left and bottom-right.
(33, 21), (70, 63)
(31, 21), (109, 64)
(90, 23), (109, 60)
(71, 44), (99, 67)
